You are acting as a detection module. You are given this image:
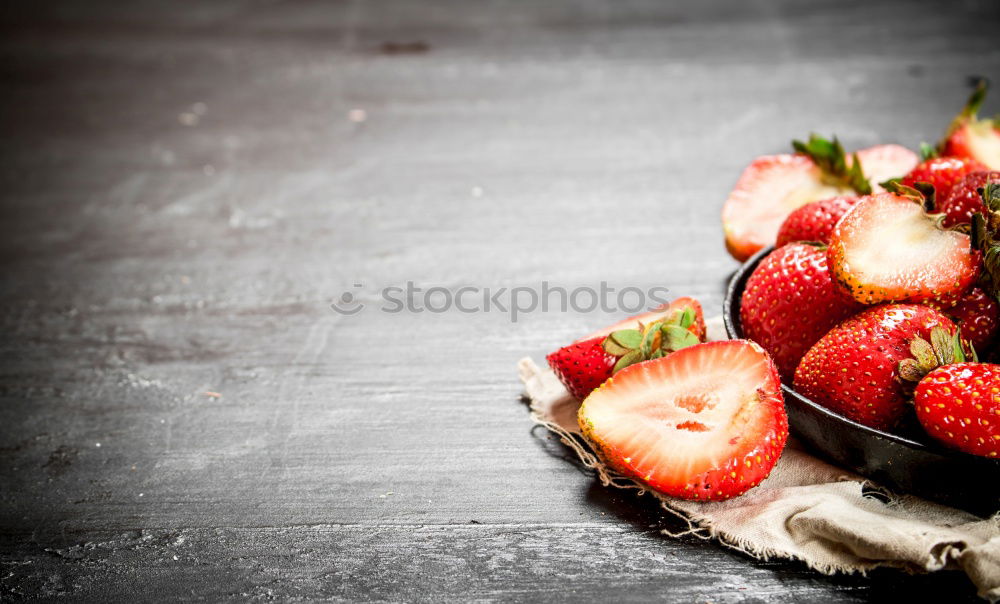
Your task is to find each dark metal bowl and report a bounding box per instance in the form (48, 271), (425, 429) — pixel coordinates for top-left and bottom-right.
(724, 246), (1000, 516)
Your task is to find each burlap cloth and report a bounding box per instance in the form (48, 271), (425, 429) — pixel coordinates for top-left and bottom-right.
(518, 317), (1000, 601)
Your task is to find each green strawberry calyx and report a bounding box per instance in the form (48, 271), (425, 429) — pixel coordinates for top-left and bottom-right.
(792, 134), (872, 195)
(880, 178), (938, 214)
(602, 307), (700, 374)
(898, 326), (975, 386)
(972, 182), (1000, 304)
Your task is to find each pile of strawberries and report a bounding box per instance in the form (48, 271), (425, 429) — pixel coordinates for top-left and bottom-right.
(545, 81), (1000, 503)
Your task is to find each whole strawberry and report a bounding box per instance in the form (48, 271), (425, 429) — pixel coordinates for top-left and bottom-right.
(915, 363), (1000, 458)
(793, 304), (957, 430)
(775, 196), (859, 247)
(937, 170), (1000, 228)
(927, 287), (1000, 354)
(900, 156), (987, 202)
(740, 243), (863, 380)
(547, 298), (705, 400)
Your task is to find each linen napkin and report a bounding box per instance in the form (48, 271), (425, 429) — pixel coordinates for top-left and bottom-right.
(518, 317), (1000, 601)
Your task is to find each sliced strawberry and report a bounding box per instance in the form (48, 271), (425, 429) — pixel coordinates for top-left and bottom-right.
(582, 297), (705, 342)
(775, 195), (860, 247)
(900, 156), (987, 201)
(828, 192), (978, 304)
(548, 297), (707, 400)
(856, 144), (924, 190)
(578, 340), (787, 501)
(940, 81), (1000, 170)
(722, 137), (917, 261)
(937, 170), (1000, 228)
(740, 243), (863, 381)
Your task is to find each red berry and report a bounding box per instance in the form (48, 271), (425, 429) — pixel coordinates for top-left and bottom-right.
(793, 304), (957, 430)
(740, 243), (862, 380)
(926, 287), (1000, 354)
(775, 196), (859, 247)
(900, 156), (987, 201)
(914, 363), (1000, 458)
(937, 171), (1000, 228)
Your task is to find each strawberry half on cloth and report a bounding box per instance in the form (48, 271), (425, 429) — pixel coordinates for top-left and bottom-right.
(518, 316), (1000, 601)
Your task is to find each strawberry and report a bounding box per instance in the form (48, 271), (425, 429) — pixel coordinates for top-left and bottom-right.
(914, 362), (1000, 458)
(899, 156), (987, 202)
(722, 135), (918, 261)
(546, 298), (705, 400)
(793, 304), (958, 430)
(927, 287), (1000, 354)
(939, 80), (1000, 170)
(827, 189), (979, 305)
(774, 195), (860, 247)
(937, 170), (1000, 228)
(740, 243), (863, 380)
(578, 340), (787, 501)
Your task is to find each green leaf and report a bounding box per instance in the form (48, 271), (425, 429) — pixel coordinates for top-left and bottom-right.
(970, 342), (979, 363)
(661, 325), (699, 351)
(791, 134), (872, 194)
(649, 348), (663, 360)
(640, 321), (664, 357)
(678, 307), (694, 329)
(897, 358), (926, 383)
(971, 212), (987, 251)
(612, 349), (644, 374)
(909, 337), (937, 370)
(961, 78), (988, 120)
(602, 337), (631, 357)
(609, 329), (642, 350)
(930, 327), (954, 365)
(919, 142), (938, 161)
(952, 331), (966, 364)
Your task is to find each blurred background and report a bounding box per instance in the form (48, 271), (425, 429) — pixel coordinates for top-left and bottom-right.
(1, 0), (998, 600)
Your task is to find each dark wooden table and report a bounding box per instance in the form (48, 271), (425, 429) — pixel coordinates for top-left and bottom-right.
(1, 1), (998, 601)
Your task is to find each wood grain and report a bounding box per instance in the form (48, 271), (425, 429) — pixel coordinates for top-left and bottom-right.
(0, 0), (997, 600)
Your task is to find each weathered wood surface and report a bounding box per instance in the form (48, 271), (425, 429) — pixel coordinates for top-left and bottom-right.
(1, 0), (997, 601)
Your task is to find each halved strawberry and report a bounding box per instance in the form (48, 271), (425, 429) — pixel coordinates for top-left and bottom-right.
(900, 156), (987, 201)
(722, 136), (918, 261)
(583, 297), (706, 342)
(775, 195), (860, 247)
(939, 80), (1000, 170)
(578, 340), (787, 501)
(547, 298), (706, 400)
(828, 191), (978, 304)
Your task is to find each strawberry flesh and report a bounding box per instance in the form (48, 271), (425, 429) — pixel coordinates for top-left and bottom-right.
(828, 193), (978, 304)
(578, 340), (787, 501)
(723, 145), (917, 261)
